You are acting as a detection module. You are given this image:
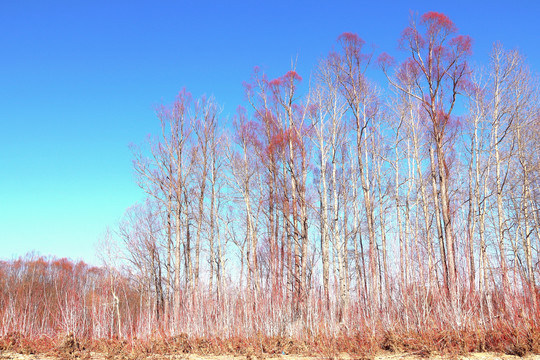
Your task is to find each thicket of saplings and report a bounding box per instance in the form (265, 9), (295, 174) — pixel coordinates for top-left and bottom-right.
(2, 11), (540, 358)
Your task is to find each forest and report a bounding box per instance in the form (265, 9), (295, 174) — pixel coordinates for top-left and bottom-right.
(1, 11), (539, 357)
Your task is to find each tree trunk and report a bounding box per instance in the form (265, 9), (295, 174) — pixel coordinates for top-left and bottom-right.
(430, 147), (448, 293)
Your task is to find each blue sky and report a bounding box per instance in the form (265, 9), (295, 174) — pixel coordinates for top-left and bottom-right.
(1, 0), (539, 265)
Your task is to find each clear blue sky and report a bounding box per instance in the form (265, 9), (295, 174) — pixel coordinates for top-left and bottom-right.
(1, 0), (538, 265)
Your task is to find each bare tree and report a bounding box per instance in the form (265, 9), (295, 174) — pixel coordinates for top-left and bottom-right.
(335, 33), (379, 304)
(380, 12), (472, 302)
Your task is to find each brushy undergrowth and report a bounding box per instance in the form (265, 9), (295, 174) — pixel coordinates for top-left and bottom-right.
(2, 322), (540, 359)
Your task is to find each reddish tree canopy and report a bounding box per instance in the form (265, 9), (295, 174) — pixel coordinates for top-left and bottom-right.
(392, 11), (473, 131)
(421, 11), (457, 36)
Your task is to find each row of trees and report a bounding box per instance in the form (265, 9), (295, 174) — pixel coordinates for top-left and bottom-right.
(0, 255), (139, 338)
(116, 12), (539, 337)
(2, 12), (537, 340)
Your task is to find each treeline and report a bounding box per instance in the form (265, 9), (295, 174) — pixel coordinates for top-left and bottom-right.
(2, 12), (540, 342)
(0, 256), (140, 338)
(123, 11), (540, 336)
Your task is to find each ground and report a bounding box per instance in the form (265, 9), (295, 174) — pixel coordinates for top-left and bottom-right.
(1, 351), (540, 360)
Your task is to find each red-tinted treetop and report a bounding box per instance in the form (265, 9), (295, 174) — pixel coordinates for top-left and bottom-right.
(389, 11), (473, 133)
(337, 32), (369, 62)
(338, 32), (365, 47)
(420, 11), (457, 36)
(450, 35), (473, 56)
(268, 70), (302, 87)
(377, 52), (395, 69)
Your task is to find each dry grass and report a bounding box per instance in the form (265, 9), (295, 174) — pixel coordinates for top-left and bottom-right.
(2, 350), (540, 360)
(3, 325), (540, 360)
